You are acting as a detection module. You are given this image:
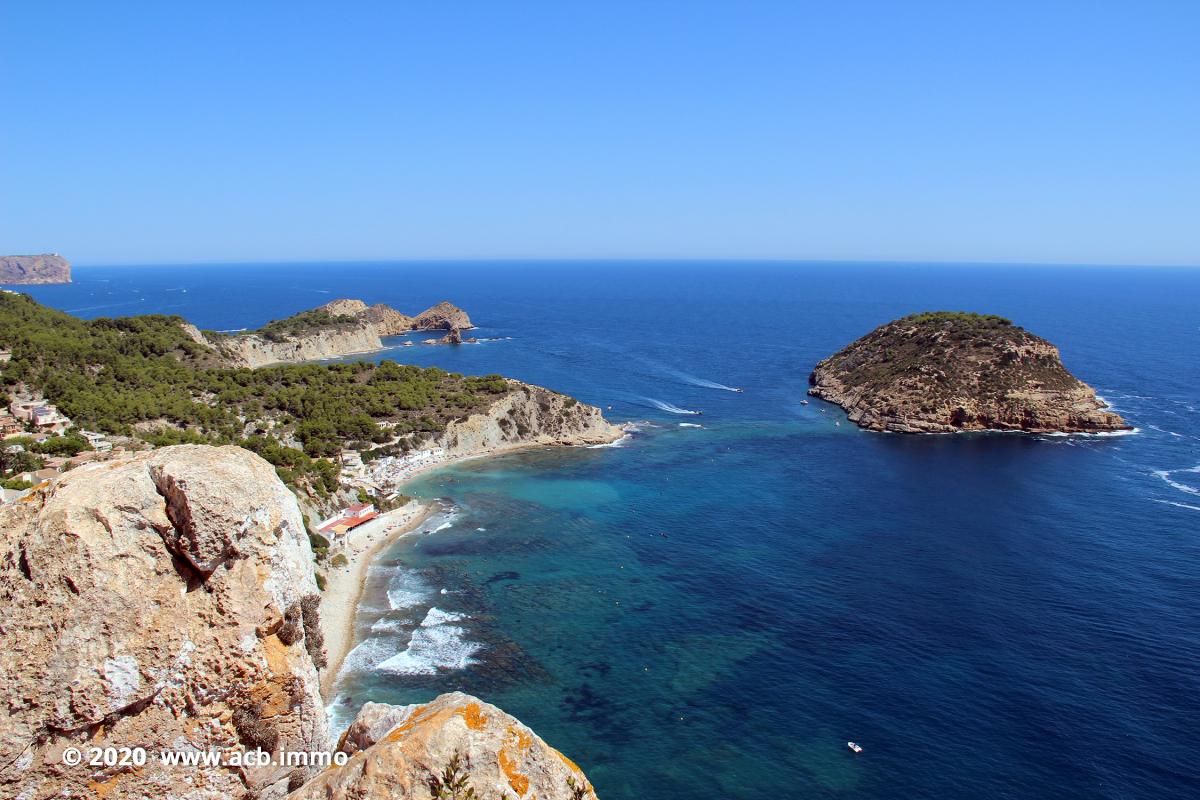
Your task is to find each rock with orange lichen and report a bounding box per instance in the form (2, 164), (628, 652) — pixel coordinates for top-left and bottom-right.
(291, 692), (597, 799)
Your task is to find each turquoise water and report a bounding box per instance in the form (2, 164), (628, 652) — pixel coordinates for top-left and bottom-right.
(16, 262), (1200, 798)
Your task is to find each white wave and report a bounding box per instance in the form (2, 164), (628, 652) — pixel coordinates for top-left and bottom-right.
(643, 397), (702, 415)
(678, 422), (703, 428)
(341, 635), (395, 674)
(588, 434), (630, 449)
(370, 618), (410, 634)
(1037, 428), (1139, 439)
(386, 572), (432, 611)
(1153, 465), (1200, 496)
(1090, 427), (1139, 437)
(376, 607), (480, 675)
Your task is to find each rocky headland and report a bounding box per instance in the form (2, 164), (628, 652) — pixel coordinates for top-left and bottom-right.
(0, 446), (597, 800)
(808, 311), (1130, 434)
(0, 254), (71, 285)
(201, 298), (475, 368)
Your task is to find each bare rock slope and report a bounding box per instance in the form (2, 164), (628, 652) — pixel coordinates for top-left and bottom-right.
(443, 381), (623, 455)
(0, 446), (597, 800)
(0, 254), (71, 285)
(207, 299), (474, 367)
(292, 693), (596, 799)
(808, 312), (1129, 434)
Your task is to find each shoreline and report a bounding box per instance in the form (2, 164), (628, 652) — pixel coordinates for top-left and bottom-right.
(318, 500), (436, 697)
(318, 428), (629, 700)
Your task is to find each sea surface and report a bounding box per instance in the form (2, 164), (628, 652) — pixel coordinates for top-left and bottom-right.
(15, 261), (1200, 799)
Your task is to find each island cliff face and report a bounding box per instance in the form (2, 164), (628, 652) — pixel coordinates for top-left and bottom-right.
(206, 298), (475, 367)
(808, 312), (1130, 434)
(0, 446), (596, 800)
(0, 254), (71, 284)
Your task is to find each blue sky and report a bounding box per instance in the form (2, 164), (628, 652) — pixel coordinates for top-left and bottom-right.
(2, 1), (1197, 266)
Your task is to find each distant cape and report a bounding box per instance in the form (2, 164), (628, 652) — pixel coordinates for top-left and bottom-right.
(0, 253), (71, 284)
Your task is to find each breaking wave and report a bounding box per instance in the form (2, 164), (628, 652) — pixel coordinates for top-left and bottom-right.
(376, 607), (481, 675)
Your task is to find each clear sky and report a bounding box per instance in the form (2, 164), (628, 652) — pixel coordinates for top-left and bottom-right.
(2, 1), (1197, 266)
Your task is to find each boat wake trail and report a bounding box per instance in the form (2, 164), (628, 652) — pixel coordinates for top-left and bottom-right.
(1153, 465), (1200, 496)
(642, 397), (702, 415)
(670, 370), (740, 392)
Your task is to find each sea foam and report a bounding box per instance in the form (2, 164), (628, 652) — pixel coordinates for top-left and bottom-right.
(376, 607), (481, 675)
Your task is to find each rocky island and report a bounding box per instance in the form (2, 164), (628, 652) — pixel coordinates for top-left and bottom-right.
(195, 298), (476, 367)
(808, 311), (1130, 434)
(0, 445), (597, 799)
(0, 253), (71, 284)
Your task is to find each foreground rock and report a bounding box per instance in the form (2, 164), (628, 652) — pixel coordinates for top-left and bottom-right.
(291, 692), (596, 799)
(0, 446), (327, 799)
(0, 446), (598, 800)
(809, 311), (1130, 434)
(205, 298), (475, 367)
(0, 254), (71, 284)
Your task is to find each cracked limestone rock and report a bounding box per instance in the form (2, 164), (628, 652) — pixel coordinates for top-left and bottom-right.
(0, 445), (327, 800)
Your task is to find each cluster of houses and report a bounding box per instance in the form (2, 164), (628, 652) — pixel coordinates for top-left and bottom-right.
(338, 446), (447, 495)
(1, 393), (118, 506)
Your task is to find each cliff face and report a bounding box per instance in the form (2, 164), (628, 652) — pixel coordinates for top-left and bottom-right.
(441, 382), (624, 456)
(412, 301), (473, 331)
(207, 299), (474, 367)
(809, 312), (1130, 434)
(0, 446), (598, 800)
(214, 324), (385, 368)
(0, 254), (71, 284)
(292, 693), (596, 800)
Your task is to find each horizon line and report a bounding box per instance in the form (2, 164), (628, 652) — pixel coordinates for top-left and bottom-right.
(65, 256), (1200, 270)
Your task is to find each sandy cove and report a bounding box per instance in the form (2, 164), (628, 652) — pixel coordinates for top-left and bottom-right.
(318, 500), (435, 696)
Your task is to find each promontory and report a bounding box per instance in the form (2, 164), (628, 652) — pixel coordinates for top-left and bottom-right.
(191, 297), (475, 367)
(0, 253), (71, 284)
(808, 311), (1130, 434)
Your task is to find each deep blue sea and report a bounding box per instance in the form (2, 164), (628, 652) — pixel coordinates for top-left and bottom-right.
(14, 262), (1200, 799)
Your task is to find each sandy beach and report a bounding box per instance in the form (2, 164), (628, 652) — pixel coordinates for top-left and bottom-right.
(318, 500), (435, 697)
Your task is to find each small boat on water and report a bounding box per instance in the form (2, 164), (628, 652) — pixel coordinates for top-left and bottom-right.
(733, 387), (744, 393)
(800, 399), (809, 405)
(847, 741), (863, 754)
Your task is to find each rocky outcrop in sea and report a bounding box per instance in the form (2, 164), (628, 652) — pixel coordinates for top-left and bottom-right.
(808, 311), (1130, 434)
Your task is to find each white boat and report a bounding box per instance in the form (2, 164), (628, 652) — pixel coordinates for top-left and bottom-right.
(847, 741), (863, 754)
